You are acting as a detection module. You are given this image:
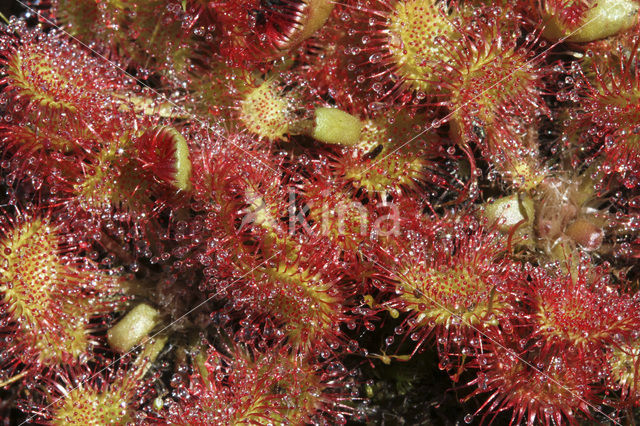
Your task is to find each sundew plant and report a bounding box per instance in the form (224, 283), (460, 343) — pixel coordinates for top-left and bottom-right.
(1, 0), (640, 425)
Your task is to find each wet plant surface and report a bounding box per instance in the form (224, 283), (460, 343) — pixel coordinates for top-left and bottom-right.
(2, 1), (640, 425)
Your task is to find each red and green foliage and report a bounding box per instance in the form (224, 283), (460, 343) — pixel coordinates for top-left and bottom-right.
(1, 0), (640, 424)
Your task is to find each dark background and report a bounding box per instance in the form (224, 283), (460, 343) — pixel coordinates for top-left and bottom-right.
(0, 1), (23, 21)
